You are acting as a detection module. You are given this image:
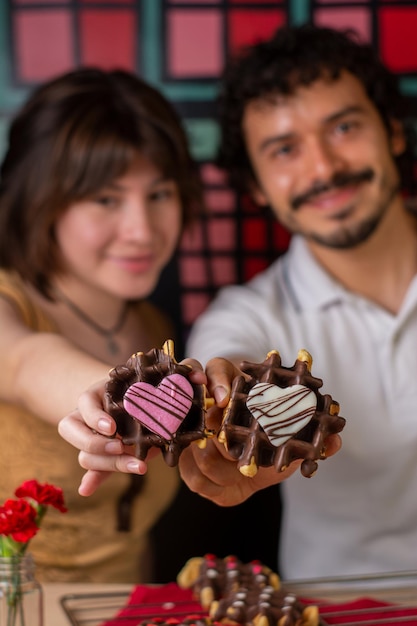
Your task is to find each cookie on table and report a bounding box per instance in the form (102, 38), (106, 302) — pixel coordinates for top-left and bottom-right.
(209, 585), (319, 626)
(219, 349), (345, 478)
(177, 554), (280, 609)
(104, 339), (214, 467)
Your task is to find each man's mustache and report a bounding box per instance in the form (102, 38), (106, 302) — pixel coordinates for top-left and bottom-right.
(291, 168), (375, 211)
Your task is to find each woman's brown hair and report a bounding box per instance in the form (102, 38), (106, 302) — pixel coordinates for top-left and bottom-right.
(0, 68), (202, 298)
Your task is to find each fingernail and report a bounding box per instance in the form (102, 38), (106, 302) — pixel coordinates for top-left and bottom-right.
(126, 460), (141, 473)
(105, 440), (123, 454)
(98, 418), (113, 434)
(214, 386), (228, 404)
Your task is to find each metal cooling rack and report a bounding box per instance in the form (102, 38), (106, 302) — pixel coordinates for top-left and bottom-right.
(60, 594), (207, 626)
(60, 571), (417, 626)
(286, 570), (417, 625)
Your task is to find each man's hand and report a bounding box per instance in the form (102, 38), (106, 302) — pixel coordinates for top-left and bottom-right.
(178, 356), (342, 506)
(179, 431), (303, 507)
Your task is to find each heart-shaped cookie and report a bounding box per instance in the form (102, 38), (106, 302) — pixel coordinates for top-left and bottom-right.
(123, 374), (194, 439)
(246, 383), (317, 447)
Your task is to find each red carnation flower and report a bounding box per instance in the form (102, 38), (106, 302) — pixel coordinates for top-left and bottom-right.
(0, 499), (39, 543)
(15, 480), (67, 513)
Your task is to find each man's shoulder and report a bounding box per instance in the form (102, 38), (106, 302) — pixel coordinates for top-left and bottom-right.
(217, 254), (287, 300)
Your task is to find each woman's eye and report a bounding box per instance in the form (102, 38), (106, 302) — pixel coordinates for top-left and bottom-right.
(149, 187), (174, 202)
(94, 195), (119, 208)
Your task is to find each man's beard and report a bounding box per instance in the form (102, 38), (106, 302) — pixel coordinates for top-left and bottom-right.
(306, 210), (385, 249)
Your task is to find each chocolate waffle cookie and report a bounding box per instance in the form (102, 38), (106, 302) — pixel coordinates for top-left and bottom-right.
(219, 349), (345, 478)
(104, 339), (214, 466)
(209, 585), (319, 626)
(177, 554), (280, 609)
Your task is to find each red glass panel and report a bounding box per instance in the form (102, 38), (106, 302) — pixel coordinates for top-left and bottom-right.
(167, 9), (223, 77)
(14, 10), (74, 81)
(379, 8), (417, 72)
(243, 257), (269, 281)
(79, 10), (136, 70)
(242, 218), (267, 250)
(228, 10), (286, 54)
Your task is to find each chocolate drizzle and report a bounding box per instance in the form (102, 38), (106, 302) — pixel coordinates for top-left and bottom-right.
(247, 382), (317, 447)
(123, 375), (194, 438)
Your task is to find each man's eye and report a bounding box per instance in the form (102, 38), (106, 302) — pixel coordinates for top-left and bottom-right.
(271, 144), (294, 159)
(335, 120), (357, 135)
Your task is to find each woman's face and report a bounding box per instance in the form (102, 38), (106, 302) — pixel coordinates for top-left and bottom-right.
(54, 156), (182, 301)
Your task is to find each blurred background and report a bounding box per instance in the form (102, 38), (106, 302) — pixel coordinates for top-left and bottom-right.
(1, 0), (416, 580)
(1, 0), (416, 347)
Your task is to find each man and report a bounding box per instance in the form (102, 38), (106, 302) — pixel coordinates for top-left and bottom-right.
(182, 24), (417, 579)
(59, 25), (417, 580)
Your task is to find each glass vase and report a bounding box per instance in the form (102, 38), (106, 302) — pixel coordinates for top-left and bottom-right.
(0, 555), (43, 626)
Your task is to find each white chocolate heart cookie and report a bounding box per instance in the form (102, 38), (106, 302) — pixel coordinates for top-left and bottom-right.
(123, 373), (194, 439)
(246, 383), (317, 447)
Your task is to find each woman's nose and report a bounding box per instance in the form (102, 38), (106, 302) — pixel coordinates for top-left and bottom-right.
(119, 201), (153, 242)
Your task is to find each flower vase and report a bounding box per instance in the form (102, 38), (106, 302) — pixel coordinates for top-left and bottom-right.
(0, 555), (43, 626)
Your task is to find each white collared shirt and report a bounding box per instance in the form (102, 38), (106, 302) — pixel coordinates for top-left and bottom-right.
(187, 235), (417, 579)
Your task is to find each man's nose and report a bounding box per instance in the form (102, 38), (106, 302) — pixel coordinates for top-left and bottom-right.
(304, 137), (345, 183)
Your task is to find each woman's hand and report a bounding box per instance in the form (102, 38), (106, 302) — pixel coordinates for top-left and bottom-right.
(58, 359), (208, 496)
(58, 380), (147, 496)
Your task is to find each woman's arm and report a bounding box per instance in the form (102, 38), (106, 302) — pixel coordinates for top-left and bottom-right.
(0, 297), (111, 424)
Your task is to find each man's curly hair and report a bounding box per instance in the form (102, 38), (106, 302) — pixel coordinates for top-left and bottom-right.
(217, 24), (415, 195)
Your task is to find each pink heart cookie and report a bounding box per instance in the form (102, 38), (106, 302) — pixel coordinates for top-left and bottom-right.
(123, 374), (194, 439)
(247, 383), (317, 447)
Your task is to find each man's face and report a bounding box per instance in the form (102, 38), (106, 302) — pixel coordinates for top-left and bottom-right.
(242, 71), (405, 250)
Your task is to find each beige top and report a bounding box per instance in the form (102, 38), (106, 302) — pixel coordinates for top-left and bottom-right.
(0, 270), (179, 583)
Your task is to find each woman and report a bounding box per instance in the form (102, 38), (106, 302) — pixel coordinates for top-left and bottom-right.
(0, 67), (203, 583)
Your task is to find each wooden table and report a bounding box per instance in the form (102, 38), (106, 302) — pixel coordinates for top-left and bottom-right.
(43, 583), (132, 625)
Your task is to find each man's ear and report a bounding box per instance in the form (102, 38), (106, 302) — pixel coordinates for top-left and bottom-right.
(390, 118), (406, 156)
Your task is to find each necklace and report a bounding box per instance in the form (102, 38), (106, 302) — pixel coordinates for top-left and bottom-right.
(55, 289), (129, 355)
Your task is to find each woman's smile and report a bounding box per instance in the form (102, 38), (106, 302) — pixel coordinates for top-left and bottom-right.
(108, 253), (155, 274)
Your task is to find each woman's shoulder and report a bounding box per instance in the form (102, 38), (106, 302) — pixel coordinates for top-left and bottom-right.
(0, 269), (56, 331)
(0, 268), (26, 292)
(0, 269), (32, 317)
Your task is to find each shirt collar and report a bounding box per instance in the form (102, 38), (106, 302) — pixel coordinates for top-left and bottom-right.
(282, 235), (349, 311)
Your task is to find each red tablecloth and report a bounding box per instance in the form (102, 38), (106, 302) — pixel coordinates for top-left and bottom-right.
(318, 596), (417, 624)
(100, 583), (417, 626)
(101, 583), (203, 626)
